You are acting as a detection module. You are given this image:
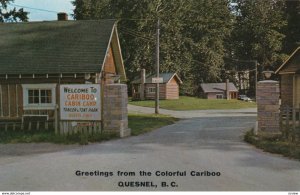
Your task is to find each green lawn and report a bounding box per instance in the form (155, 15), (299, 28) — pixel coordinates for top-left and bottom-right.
(129, 113), (178, 136)
(0, 113), (178, 144)
(129, 96), (256, 111)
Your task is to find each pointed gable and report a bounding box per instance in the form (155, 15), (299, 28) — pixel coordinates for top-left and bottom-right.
(276, 47), (300, 74)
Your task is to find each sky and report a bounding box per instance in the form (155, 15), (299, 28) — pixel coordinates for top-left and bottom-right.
(9, 0), (75, 21)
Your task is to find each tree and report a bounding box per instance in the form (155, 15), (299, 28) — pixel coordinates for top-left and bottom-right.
(283, 0), (300, 53)
(230, 0), (286, 95)
(183, 0), (233, 94)
(0, 0), (28, 22)
(72, 0), (233, 95)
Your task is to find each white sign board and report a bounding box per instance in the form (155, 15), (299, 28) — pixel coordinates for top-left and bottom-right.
(152, 77), (163, 83)
(60, 84), (101, 121)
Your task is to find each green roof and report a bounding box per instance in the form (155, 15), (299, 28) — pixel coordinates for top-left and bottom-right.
(0, 20), (116, 74)
(131, 72), (182, 84)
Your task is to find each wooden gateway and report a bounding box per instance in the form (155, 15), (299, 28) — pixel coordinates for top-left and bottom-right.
(0, 14), (127, 133)
(275, 46), (300, 109)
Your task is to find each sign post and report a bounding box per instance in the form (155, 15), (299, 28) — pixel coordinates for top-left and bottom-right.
(152, 77), (163, 84)
(60, 84), (101, 121)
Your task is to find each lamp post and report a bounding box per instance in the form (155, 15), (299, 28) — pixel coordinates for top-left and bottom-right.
(262, 70), (274, 80)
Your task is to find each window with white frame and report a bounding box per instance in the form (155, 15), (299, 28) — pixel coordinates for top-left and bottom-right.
(28, 89), (52, 104)
(216, 94), (223, 99)
(22, 84), (56, 110)
(147, 87), (156, 94)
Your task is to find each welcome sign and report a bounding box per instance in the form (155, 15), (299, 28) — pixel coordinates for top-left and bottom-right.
(60, 84), (101, 121)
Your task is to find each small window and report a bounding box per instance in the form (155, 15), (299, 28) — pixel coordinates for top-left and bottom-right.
(216, 94), (223, 99)
(28, 89), (52, 104)
(41, 89), (52, 103)
(22, 84), (56, 110)
(147, 87), (156, 94)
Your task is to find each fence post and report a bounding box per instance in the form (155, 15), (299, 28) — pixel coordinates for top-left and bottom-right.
(285, 105), (290, 139)
(54, 104), (58, 134)
(292, 107), (296, 141)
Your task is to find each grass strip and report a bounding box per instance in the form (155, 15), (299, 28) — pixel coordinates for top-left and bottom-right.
(244, 130), (300, 160)
(129, 113), (179, 136)
(129, 96), (256, 111)
(0, 113), (178, 144)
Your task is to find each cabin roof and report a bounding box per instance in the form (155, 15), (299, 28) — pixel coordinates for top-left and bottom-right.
(131, 72), (183, 84)
(0, 20), (125, 77)
(200, 83), (238, 93)
(275, 47), (300, 74)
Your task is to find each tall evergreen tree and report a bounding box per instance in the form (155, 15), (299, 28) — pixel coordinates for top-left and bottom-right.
(72, 0), (233, 95)
(230, 0), (286, 95)
(283, 0), (300, 53)
(231, 0), (286, 67)
(183, 0), (233, 94)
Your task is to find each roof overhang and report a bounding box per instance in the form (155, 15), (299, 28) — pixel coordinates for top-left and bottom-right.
(167, 73), (183, 84)
(275, 47), (300, 74)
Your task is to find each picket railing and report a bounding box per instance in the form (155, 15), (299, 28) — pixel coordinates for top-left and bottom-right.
(280, 105), (300, 142)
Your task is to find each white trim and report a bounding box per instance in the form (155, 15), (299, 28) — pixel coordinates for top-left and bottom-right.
(278, 72), (296, 75)
(166, 73), (183, 84)
(113, 25), (126, 80)
(22, 84), (57, 110)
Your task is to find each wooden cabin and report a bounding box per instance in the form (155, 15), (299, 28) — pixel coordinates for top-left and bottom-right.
(131, 71), (182, 100)
(275, 46), (300, 109)
(0, 14), (126, 131)
(200, 82), (238, 99)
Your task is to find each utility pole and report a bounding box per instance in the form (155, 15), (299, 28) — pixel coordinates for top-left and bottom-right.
(155, 19), (160, 114)
(255, 60), (258, 98)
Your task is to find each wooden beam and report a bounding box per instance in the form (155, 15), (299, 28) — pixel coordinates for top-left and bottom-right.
(0, 85), (3, 117)
(54, 105), (58, 134)
(293, 75), (296, 108)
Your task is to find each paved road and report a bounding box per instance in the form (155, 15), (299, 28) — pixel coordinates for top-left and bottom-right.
(0, 108), (299, 191)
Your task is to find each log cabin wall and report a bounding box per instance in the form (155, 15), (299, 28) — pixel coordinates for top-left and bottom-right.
(280, 74), (293, 108)
(0, 75), (97, 131)
(145, 83), (167, 100)
(103, 45), (118, 84)
(0, 83), (22, 119)
(166, 77), (179, 99)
